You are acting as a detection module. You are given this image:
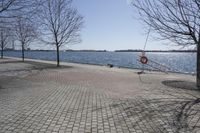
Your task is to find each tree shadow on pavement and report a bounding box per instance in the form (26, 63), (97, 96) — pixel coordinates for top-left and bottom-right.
(0, 60), (74, 72)
(88, 80), (200, 132)
(108, 97), (200, 133)
(162, 80), (198, 91)
(106, 79), (200, 133)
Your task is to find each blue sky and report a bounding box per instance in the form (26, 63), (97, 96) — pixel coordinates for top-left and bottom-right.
(69, 0), (174, 51)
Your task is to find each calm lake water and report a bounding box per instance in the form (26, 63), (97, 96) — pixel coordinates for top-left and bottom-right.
(4, 51), (196, 74)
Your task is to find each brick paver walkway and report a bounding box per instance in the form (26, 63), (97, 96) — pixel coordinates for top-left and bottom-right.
(0, 59), (200, 133)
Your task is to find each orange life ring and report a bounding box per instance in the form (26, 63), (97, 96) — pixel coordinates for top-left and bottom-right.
(140, 56), (148, 64)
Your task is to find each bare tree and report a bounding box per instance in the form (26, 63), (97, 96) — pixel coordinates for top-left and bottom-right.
(0, 0), (19, 14)
(0, 0), (43, 16)
(0, 0), (35, 14)
(0, 0), (44, 31)
(14, 17), (37, 61)
(0, 27), (10, 58)
(39, 0), (83, 66)
(132, 0), (200, 87)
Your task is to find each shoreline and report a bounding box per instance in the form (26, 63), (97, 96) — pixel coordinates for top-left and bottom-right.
(4, 56), (196, 76)
(5, 49), (197, 53)
(1, 57), (197, 94)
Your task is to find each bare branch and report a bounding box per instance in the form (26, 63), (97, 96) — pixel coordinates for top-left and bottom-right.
(38, 0), (83, 66)
(132, 0), (200, 86)
(13, 17), (37, 61)
(132, 0), (200, 46)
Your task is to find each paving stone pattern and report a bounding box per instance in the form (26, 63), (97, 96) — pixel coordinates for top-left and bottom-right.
(0, 60), (200, 133)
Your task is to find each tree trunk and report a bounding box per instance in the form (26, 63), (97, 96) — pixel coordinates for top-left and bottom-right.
(197, 43), (200, 88)
(1, 46), (3, 59)
(22, 43), (24, 61)
(56, 45), (60, 67)
(1, 32), (3, 59)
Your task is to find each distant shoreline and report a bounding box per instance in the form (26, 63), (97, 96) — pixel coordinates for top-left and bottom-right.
(5, 49), (197, 53)
(114, 50), (197, 53)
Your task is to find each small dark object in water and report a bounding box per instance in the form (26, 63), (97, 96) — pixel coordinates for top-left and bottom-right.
(107, 64), (114, 68)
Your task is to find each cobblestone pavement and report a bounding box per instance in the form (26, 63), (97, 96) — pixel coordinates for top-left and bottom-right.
(0, 59), (200, 133)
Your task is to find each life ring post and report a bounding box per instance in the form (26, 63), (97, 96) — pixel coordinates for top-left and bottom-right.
(140, 56), (148, 64)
